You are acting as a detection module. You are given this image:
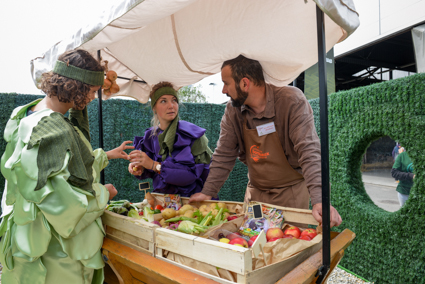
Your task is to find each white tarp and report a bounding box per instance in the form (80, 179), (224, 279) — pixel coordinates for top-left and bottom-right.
(31, 0), (360, 103)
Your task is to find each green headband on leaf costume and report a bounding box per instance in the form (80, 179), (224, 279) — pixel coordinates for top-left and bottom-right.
(151, 86), (179, 108)
(53, 60), (104, 86)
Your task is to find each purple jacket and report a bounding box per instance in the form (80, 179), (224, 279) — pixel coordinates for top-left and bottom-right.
(134, 121), (210, 197)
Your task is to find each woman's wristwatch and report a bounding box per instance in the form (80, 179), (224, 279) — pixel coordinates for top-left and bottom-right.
(155, 163), (161, 173)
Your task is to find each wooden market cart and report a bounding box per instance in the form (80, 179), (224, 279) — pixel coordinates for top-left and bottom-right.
(102, 229), (355, 284)
(101, 198), (356, 284)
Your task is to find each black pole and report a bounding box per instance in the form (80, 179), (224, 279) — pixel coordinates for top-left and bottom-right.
(315, 5), (331, 284)
(97, 50), (105, 185)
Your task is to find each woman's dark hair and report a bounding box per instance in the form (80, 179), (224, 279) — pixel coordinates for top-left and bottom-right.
(40, 49), (104, 109)
(221, 55), (265, 87)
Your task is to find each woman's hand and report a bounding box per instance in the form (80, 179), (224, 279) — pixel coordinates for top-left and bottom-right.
(128, 162), (144, 176)
(104, 184), (118, 200)
(106, 141), (134, 160)
(129, 150), (155, 170)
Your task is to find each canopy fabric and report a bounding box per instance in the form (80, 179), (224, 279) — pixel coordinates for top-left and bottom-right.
(31, 0), (360, 103)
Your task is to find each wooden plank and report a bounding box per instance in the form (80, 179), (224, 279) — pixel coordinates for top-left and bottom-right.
(155, 228), (252, 275)
(103, 238), (220, 284)
(102, 210), (156, 242)
(155, 254), (237, 284)
(321, 250), (345, 284)
(245, 241), (322, 284)
(104, 262), (120, 284)
(106, 226), (153, 256)
(274, 229), (356, 284)
(260, 202), (319, 225)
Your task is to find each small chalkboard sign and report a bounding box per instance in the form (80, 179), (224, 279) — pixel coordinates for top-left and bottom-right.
(252, 204), (263, 219)
(139, 182), (150, 191)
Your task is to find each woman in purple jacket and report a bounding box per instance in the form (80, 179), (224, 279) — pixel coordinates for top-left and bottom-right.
(128, 82), (212, 197)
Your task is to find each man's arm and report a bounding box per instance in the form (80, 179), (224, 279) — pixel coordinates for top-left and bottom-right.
(189, 104), (240, 202)
(288, 91), (342, 227)
(288, 94), (322, 205)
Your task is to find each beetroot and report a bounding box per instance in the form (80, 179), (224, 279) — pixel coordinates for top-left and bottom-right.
(167, 223), (179, 230)
(151, 220), (161, 227)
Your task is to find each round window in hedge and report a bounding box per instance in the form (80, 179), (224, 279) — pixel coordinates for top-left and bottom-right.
(316, 73), (425, 284)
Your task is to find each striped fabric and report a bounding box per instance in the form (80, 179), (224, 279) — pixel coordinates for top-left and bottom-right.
(27, 112), (95, 195)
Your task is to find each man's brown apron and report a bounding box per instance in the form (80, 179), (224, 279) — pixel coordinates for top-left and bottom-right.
(243, 118), (310, 209)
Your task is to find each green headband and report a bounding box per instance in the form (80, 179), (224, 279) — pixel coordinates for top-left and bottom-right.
(151, 86), (178, 108)
(53, 60), (104, 86)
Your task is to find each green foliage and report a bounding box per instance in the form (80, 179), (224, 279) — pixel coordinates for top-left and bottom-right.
(178, 85), (207, 103)
(309, 73), (425, 283)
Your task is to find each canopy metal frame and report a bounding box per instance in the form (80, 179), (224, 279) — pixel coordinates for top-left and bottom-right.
(95, 5), (332, 282)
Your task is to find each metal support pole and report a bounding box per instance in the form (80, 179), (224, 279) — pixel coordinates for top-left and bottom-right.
(97, 50), (105, 185)
(315, 5), (331, 284)
(292, 79), (297, 88)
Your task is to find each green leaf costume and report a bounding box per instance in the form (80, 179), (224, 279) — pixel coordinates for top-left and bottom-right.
(0, 100), (109, 284)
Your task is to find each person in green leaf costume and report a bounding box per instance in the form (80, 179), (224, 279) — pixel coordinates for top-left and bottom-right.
(0, 49), (133, 284)
(391, 150), (414, 206)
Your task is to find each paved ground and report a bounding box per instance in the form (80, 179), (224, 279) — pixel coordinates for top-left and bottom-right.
(362, 168), (400, 212)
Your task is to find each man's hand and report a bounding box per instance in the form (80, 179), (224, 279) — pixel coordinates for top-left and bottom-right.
(189, 192), (212, 203)
(312, 203), (342, 228)
(104, 184), (118, 200)
(106, 141), (134, 160)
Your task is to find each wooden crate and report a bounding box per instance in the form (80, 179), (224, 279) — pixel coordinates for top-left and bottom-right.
(153, 200), (322, 284)
(102, 210), (157, 256)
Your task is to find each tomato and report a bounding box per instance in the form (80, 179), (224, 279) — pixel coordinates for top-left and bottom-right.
(155, 205), (164, 211)
(138, 211), (143, 216)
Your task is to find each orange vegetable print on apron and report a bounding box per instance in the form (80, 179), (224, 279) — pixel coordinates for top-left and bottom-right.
(243, 118), (310, 209)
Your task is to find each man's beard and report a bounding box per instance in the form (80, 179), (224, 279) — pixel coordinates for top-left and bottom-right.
(230, 85), (249, 107)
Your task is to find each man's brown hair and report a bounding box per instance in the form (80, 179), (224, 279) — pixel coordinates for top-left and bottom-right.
(222, 55), (265, 87)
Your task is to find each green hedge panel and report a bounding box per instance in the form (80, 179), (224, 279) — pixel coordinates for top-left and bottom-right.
(313, 73), (425, 284)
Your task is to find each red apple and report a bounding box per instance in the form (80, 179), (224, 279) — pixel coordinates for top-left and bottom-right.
(266, 227), (284, 241)
(229, 237), (248, 248)
(248, 235), (258, 247)
(226, 232), (242, 241)
(267, 237), (282, 242)
(282, 234), (295, 239)
(227, 215), (238, 221)
(300, 228), (317, 240)
(283, 226), (301, 239)
(299, 235), (312, 241)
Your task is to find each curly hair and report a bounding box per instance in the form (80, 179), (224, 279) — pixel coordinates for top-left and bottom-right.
(222, 55), (265, 87)
(40, 49), (104, 109)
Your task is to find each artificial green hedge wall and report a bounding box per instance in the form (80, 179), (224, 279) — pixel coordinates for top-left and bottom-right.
(310, 73), (425, 284)
(0, 94), (248, 203)
(1, 72), (425, 283)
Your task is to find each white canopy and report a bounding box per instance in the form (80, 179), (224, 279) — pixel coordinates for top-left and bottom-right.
(31, 0), (360, 103)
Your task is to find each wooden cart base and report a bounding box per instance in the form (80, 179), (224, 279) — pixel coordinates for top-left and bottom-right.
(103, 229), (355, 284)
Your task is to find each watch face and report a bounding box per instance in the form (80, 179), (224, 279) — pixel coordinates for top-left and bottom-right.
(156, 164), (161, 171)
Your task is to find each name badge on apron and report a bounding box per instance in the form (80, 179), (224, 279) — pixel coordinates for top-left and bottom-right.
(256, 122), (276, 137)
